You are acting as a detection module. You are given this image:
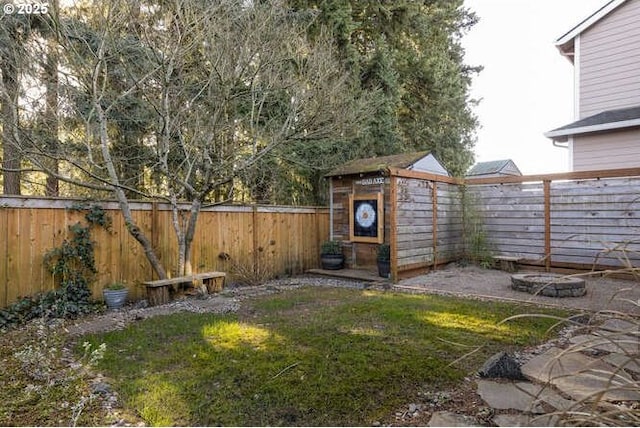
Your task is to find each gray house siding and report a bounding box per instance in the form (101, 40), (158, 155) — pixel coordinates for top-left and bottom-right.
(573, 128), (640, 171)
(579, 0), (640, 117)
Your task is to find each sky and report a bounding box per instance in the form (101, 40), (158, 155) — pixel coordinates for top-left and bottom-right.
(462, 0), (608, 174)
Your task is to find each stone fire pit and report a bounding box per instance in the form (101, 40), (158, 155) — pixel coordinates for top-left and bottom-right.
(511, 273), (586, 297)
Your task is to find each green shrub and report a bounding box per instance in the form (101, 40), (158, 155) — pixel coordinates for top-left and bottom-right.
(0, 205), (111, 331)
(320, 240), (342, 255)
(377, 243), (390, 261)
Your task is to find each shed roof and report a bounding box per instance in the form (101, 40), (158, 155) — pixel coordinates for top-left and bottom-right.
(467, 159), (522, 177)
(326, 151), (433, 177)
(545, 104), (640, 142)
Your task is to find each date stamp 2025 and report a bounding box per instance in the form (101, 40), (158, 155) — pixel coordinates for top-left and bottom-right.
(3, 2), (49, 15)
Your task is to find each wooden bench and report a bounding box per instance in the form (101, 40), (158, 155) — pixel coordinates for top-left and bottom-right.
(144, 271), (226, 306)
(492, 256), (522, 273)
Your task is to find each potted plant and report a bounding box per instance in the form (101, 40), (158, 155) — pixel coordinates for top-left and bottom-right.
(103, 282), (128, 309)
(377, 243), (390, 278)
(320, 240), (344, 270)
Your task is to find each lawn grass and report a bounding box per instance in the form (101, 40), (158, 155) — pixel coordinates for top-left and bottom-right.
(82, 287), (567, 426)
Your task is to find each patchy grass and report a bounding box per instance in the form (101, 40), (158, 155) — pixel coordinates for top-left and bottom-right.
(80, 287), (566, 426)
(0, 320), (108, 427)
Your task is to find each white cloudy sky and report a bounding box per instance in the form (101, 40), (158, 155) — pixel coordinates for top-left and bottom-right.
(462, 0), (608, 174)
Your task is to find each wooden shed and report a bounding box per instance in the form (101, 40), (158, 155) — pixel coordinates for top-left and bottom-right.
(325, 151), (449, 273)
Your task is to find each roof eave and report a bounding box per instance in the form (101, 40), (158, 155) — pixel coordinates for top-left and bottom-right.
(555, 0), (626, 45)
(544, 117), (640, 141)
(556, 40), (575, 63)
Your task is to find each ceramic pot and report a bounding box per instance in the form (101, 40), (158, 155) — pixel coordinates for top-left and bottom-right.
(103, 288), (128, 309)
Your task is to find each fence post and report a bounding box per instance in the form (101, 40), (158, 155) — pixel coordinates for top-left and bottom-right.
(389, 174), (398, 282)
(432, 181), (438, 270)
(252, 204), (259, 276)
(544, 180), (551, 272)
(151, 201), (159, 279)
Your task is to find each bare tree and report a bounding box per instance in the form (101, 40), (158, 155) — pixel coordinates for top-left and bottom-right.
(41, 0), (370, 279)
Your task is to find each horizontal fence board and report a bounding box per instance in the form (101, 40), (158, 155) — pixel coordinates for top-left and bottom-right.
(483, 224), (546, 233)
(397, 211), (432, 222)
(397, 225), (432, 235)
(397, 239), (433, 251)
(397, 202), (432, 212)
(550, 230), (640, 241)
(398, 254), (434, 266)
(398, 248), (433, 259)
(550, 246), (640, 259)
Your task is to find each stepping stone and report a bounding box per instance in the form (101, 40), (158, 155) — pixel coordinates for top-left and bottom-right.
(604, 352), (640, 374)
(493, 414), (558, 427)
(521, 346), (640, 402)
(515, 382), (576, 411)
(476, 380), (574, 413)
(599, 318), (640, 337)
(476, 380), (545, 413)
(427, 411), (475, 427)
(569, 334), (639, 354)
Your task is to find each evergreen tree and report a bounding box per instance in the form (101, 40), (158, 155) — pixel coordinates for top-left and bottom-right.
(285, 0), (481, 179)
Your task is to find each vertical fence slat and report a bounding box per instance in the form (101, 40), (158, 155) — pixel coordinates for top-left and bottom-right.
(0, 206), (6, 307)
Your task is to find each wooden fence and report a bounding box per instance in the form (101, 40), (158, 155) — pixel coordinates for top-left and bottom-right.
(3, 168), (640, 306)
(388, 167), (640, 280)
(393, 175), (463, 274)
(0, 197), (329, 307)
(466, 169), (640, 271)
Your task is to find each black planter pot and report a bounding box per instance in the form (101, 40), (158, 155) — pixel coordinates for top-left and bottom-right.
(377, 259), (390, 278)
(321, 254), (344, 270)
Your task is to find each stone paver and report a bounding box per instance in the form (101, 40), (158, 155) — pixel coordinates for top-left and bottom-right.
(599, 318), (640, 336)
(521, 346), (640, 402)
(569, 333), (640, 354)
(514, 382), (576, 412)
(604, 352), (640, 373)
(493, 414), (558, 427)
(476, 380), (545, 413)
(427, 411), (475, 427)
(477, 380), (575, 414)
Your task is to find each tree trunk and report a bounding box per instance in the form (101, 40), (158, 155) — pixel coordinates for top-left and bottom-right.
(44, 31), (59, 196)
(93, 40), (167, 280)
(183, 198), (201, 276)
(1, 56), (21, 195)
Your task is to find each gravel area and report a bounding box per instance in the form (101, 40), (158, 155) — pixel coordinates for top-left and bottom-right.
(396, 264), (640, 315)
(65, 265), (640, 337)
(65, 276), (376, 336)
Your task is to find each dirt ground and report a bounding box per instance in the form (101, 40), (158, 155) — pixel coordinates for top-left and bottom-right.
(396, 264), (640, 316)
